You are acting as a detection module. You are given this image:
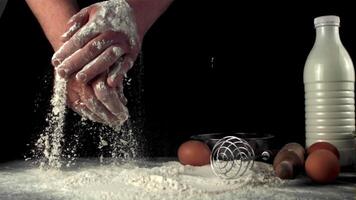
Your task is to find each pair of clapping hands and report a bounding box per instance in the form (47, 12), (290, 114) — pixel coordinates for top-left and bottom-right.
(54, 1), (141, 126)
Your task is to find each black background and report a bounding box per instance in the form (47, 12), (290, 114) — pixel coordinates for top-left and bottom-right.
(0, 0), (355, 162)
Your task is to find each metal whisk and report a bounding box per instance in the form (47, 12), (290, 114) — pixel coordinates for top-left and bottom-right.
(210, 136), (255, 179)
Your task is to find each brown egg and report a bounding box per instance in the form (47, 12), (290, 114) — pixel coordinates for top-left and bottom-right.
(305, 149), (340, 184)
(178, 140), (211, 166)
(307, 142), (340, 160)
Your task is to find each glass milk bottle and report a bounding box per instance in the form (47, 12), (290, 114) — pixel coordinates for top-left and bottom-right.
(304, 15), (355, 167)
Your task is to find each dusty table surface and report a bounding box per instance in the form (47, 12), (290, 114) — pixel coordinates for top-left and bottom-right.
(281, 172), (356, 199)
(0, 158), (355, 200)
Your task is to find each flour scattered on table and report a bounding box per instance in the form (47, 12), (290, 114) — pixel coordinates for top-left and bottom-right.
(0, 160), (289, 200)
(2, 160), (355, 200)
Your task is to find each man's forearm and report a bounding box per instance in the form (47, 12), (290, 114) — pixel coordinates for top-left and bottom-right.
(26, 0), (79, 50)
(128, 0), (174, 37)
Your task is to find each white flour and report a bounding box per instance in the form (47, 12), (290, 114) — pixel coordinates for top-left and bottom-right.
(33, 68), (139, 168)
(34, 0), (141, 166)
(92, 39), (114, 50)
(82, 0), (138, 46)
(35, 75), (67, 169)
(0, 160), (292, 200)
(53, 0), (138, 64)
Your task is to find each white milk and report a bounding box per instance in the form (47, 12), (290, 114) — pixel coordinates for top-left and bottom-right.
(304, 15), (355, 167)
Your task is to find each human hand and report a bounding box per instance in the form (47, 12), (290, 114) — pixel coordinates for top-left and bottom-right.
(66, 73), (128, 126)
(50, 0), (173, 125)
(52, 0), (141, 87)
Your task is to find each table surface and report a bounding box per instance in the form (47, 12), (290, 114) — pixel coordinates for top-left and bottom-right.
(279, 172), (356, 199)
(0, 158), (355, 200)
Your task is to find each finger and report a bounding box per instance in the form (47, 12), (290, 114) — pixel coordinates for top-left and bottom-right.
(67, 6), (91, 26)
(117, 85), (127, 105)
(56, 35), (115, 79)
(100, 76), (127, 105)
(52, 22), (100, 67)
(66, 86), (105, 123)
(61, 7), (91, 42)
(56, 31), (130, 79)
(71, 100), (105, 123)
(76, 46), (125, 83)
(107, 56), (134, 87)
(93, 75), (129, 122)
(107, 73), (128, 104)
(107, 44), (139, 87)
(61, 23), (83, 44)
(80, 83), (121, 125)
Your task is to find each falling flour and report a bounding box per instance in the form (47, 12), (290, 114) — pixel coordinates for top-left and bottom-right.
(32, 0), (143, 168)
(35, 75), (67, 169)
(33, 71), (141, 168)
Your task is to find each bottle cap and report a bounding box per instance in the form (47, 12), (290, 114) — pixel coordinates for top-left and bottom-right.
(314, 15), (340, 27)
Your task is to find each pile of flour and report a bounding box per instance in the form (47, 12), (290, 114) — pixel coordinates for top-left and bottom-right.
(0, 160), (292, 200)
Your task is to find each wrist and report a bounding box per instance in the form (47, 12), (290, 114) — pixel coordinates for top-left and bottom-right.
(26, 0), (79, 51)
